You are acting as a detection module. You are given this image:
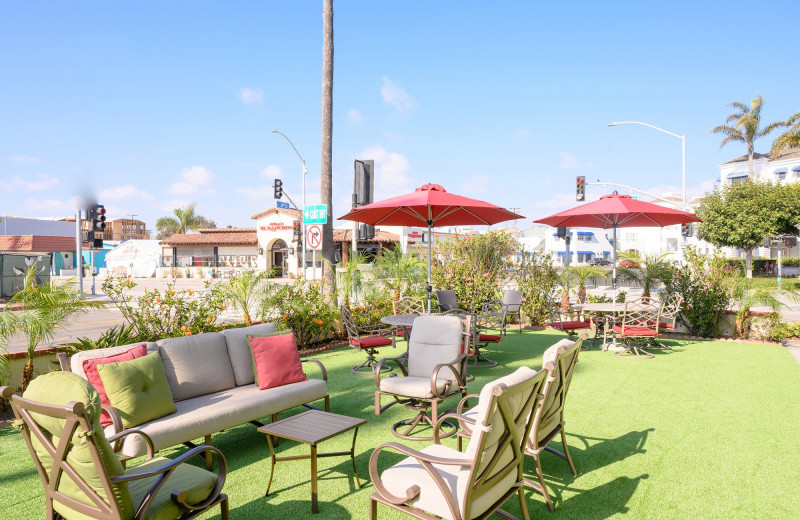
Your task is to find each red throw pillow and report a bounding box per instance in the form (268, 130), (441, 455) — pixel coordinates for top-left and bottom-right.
(249, 333), (307, 390)
(82, 344), (148, 427)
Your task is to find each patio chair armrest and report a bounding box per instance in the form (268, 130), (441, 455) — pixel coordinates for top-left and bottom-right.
(433, 412), (474, 443)
(301, 358), (328, 382)
(369, 442), (470, 509)
(456, 393), (480, 414)
(374, 352), (408, 387)
(430, 354), (469, 398)
(107, 428), (155, 460)
(101, 404), (124, 437)
(111, 445), (227, 516)
(359, 323), (393, 336)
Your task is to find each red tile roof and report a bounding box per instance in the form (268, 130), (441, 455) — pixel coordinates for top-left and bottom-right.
(160, 231), (258, 246)
(196, 227), (256, 233)
(0, 235), (85, 252)
(250, 207), (302, 220)
(333, 229), (403, 243)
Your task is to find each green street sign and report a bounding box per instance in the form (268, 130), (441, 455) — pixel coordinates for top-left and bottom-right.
(303, 204), (328, 224)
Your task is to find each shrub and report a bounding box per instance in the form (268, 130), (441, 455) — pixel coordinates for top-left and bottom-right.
(662, 246), (736, 337)
(103, 276), (226, 341)
(432, 231), (518, 312)
(767, 314), (800, 342)
(262, 278), (337, 349)
(513, 252), (558, 326)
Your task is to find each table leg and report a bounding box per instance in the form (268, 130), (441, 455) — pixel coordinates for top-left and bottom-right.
(265, 434), (276, 497)
(351, 427), (362, 488)
(311, 443), (318, 514)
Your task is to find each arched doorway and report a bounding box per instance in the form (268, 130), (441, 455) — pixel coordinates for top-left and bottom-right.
(270, 239), (289, 277)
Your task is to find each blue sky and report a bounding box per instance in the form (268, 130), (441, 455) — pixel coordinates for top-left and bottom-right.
(2, 1), (799, 232)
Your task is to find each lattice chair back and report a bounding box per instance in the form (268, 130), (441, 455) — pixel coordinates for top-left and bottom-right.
(658, 292), (683, 329)
(407, 315), (465, 381)
(460, 366), (548, 519)
(340, 305), (360, 340)
(393, 296), (426, 316)
(618, 298), (662, 336)
(477, 300), (505, 331)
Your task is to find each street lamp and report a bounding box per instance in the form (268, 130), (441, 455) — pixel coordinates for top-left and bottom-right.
(608, 121), (686, 210)
(272, 130), (308, 279)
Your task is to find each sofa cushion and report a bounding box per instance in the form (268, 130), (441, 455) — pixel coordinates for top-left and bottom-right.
(97, 351), (177, 429)
(246, 329), (292, 386)
(70, 342), (159, 380)
(156, 333), (236, 401)
(249, 333), (306, 390)
(112, 379), (329, 457)
(82, 344), (148, 427)
(221, 323), (278, 386)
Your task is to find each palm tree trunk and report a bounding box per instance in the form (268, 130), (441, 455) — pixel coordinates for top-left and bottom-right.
(577, 284), (586, 304)
(320, 0), (335, 300)
(560, 289), (570, 313)
(20, 358), (34, 393)
(747, 142), (754, 180)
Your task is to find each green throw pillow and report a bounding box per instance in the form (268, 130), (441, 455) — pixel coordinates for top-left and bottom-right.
(97, 351), (177, 429)
(247, 330), (293, 385)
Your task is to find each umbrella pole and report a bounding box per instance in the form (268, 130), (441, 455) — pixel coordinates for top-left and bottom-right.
(427, 221), (433, 314)
(612, 225), (617, 302)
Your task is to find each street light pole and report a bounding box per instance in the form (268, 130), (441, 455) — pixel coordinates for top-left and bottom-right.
(272, 130), (308, 279)
(608, 121), (686, 210)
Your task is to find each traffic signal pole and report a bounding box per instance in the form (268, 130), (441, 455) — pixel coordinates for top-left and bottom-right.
(75, 209), (83, 293)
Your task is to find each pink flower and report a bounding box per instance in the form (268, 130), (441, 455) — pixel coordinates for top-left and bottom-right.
(467, 282), (474, 286)
(482, 272), (490, 277)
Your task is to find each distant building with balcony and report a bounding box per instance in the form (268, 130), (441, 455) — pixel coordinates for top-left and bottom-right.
(719, 147), (800, 185)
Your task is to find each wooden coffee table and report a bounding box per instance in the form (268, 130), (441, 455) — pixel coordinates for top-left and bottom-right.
(257, 410), (367, 514)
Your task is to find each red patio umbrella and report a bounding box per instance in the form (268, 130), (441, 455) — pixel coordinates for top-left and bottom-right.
(533, 193), (701, 291)
(339, 183), (524, 311)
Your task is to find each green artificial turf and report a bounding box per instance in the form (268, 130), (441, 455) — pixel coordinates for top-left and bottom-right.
(2, 330), (800, 519)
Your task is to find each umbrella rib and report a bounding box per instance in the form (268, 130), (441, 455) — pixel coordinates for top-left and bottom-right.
(458, 207), (491, 225)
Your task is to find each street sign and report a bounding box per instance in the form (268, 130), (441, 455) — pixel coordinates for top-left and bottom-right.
(307, 225), (322, 250)
(276, 201), (290, 209)
(303, 204), (328, 224)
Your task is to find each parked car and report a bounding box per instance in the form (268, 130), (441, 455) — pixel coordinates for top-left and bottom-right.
(589, 258), (612, 266)
(618, 259), (641, 268)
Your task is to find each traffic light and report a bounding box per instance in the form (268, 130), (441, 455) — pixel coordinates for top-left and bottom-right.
(681, 223), (692, 237)
(576, 176), (585, 201)
(274, 179), (283, 199)
(88, 204), (106, 248)
(292, 220), (301, 242)
(784, 237), (798, 248)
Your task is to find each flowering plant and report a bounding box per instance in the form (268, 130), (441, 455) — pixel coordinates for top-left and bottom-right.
(261, 278), (337, 348)
(513, 252), (559, 326)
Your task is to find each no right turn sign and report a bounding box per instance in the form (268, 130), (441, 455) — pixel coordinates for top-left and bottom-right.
(307, 225), (322, 250)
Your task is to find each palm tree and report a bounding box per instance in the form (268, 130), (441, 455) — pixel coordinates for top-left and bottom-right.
(3, 268), (103, 391)
(223, 270), (274, 327)
(565, 265), (608, 304)
(556, 269), (576, 312)
(710, 94), (784, 180)
(334, 251), (368, 307)
(373, 248), (427, 301)
(156, 203), (215, 239)
(732, 278), (800, 338)
(616, 251), (673, 302)
(320, 0), (336, 300)
(770, 110), (800, 157)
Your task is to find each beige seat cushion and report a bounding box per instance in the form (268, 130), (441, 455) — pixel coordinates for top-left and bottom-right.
(70, 342), (159, 379)
(157, 333), (236, 401)
(221, 323), (278, 386)
(542, 338), (577, 367)
(379, 375), (450, 399)
(407, 316), (463, 380)
(112, 379), (328, 457)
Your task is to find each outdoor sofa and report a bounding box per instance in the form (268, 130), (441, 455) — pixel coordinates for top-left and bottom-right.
(57, 323), (330, 459)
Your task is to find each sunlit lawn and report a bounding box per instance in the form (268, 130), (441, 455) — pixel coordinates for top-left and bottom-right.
(2, 329), (799, 519)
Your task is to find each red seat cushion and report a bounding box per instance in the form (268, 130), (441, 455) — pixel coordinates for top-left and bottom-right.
(659, 322), (675, 329)
(351, 335), (393, 349)
(553, 321), (591, 331)
(83, 344), (148, 427)
(478, 334), (501, 343)
(612, 325), (660, 337)
(395, 329), (407, 338)
(249, 333), (307, 390)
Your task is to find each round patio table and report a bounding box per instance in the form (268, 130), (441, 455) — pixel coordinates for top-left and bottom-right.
(572, 303), (626, 351)
(380, 313), (419, 328)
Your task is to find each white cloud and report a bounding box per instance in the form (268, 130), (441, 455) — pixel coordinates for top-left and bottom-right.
(100, 185), (154, 201)
(513, 129), (531, 138)
(234, 186), (274, 201)
(239, 87), (263, 104)
(347, 108), (365, 123)
(0, 174), (59, 191)
(460, 175), (490, 197)
(260, 165), (284, 180)
(24, 197), (72, 212)
(169, 166), (215, 196)
(159, 199), (191, 212)
(359, 145), (415, 198)
(9, 154), (41, 164)
(381, 76), (417, 113)
(559, 152), (595, 170)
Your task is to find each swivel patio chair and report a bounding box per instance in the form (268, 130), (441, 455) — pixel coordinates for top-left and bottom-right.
(650, 292), (682, 349)
(610, 299), (661, 359)
(369, 365), (548, 520)
(436, 289), (459, 312)
(392, 296), (426, 341)
(374, 315), (470, 441)
(456, 334), (586, 511)
(1, 372), (229, 520)
(501, 289), (523, 335)
(468, 300), (505, 368)
(545, 292), (591, 339)
(341, 305), (396, 374)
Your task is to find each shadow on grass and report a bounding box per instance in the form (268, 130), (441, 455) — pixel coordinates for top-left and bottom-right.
(554, 474), (650, 518)
(232, 498), (352, 520)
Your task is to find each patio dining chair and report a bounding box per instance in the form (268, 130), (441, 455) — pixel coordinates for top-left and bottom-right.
(373, 315), (470, 440)
(369, 365), (547, 520)
(468, 300), (505, 368)
(501, 289), (523, 335)
(341, 305), (396, 374)
(436, 289), (459, 313)
(650, 292), (682, 349)
(545, 292), (591, 340)
(1, 372), (229, 520)
(610, 299), (662, 359)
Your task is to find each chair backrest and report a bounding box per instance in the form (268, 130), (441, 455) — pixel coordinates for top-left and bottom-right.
(407, 315), (464, 380)
(502, 290), (523, 312)
(460, 367), (548, 519)
(436, 290), (458, 312)
(340, 305), (359, 340)
(392, 296), (425, 315)
(544, 292), (564, 326)
(2, 371), (134, 520)
(477, 300), (505, 330)
(530, 336), (583, 448)
(659, 292), (683, 325)
(619, 298), (661, 335)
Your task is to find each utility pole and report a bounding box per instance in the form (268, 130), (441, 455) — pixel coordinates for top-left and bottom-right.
(75, 210), (83, 293)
